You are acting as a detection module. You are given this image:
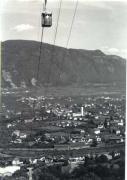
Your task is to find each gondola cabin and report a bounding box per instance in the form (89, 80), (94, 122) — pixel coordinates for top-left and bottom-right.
(41, 11), (52, 27)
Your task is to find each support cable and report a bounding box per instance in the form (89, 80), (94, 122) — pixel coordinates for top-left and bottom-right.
(57, 0), (79, 82)
(44, 0), (62, 95)
(36, 27), (44, 83)
(36, 0), (46, 83)
(53, 0), (62, 46)
(66, 0), (78, 49)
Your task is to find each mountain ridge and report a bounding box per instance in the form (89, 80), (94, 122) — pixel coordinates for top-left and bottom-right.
(1, 40), (126, 89)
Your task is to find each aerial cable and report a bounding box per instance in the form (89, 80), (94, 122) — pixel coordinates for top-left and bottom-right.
(58, 0), (79, 81)
(36, 0), (52, 84)
(45, 0), (47, 6)
(66, 0), (78, 48)
(36, 26), (44, 83)
(53, 0), (62, 46)
(43, 0), (47, 10)
(36, 0), (45, 84)
(46, 0), (78, 90)
(44, 0), (63, 95)
(33, 4), (44, 117)
(48, 0), (62, 74)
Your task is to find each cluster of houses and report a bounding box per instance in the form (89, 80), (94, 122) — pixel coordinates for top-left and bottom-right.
(2, 95), (124, 149)
(0, 148), (124, 179)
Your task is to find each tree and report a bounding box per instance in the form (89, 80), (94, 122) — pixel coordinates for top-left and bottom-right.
(96, 154), (108, 163)
(91, 138), (97, 147)
(94, 165), (111, 178)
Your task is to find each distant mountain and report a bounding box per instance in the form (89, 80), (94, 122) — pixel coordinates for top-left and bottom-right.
(1, 40), (126, 89)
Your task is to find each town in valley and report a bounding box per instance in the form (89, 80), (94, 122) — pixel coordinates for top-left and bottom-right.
(0, 88), (125, 180)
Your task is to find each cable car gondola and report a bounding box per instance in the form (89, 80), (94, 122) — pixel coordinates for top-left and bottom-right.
(41, 0), (52, 27)
(41, 11), (52, 27)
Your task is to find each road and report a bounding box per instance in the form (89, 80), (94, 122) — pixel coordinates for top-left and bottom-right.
(0, 143), (125, 158)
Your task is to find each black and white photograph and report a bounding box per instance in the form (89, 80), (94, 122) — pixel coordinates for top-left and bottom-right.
(0, 0), (126, 179)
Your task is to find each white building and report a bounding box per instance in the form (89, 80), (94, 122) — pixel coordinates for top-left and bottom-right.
(73, 107), (84, 117)
(94, 128), (100, 135)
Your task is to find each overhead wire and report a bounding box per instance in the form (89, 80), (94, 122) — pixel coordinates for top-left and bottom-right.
(57, 0), (79, 82)
(32, 1), (42, 83)
(44, 0), (63, 95)
(36, 27), (44, 83)
(66, 0), (79, 49)
(36, 0), (78, 94)
(53, 0), (62, 46)
(36, 0), (47, 85)
(36, 0), (50, 85)
(22, 0), (79, 120)
(33, 0), (45, 117)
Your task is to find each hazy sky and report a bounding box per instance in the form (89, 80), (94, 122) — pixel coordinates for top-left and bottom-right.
(1, 0), (127, 58)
